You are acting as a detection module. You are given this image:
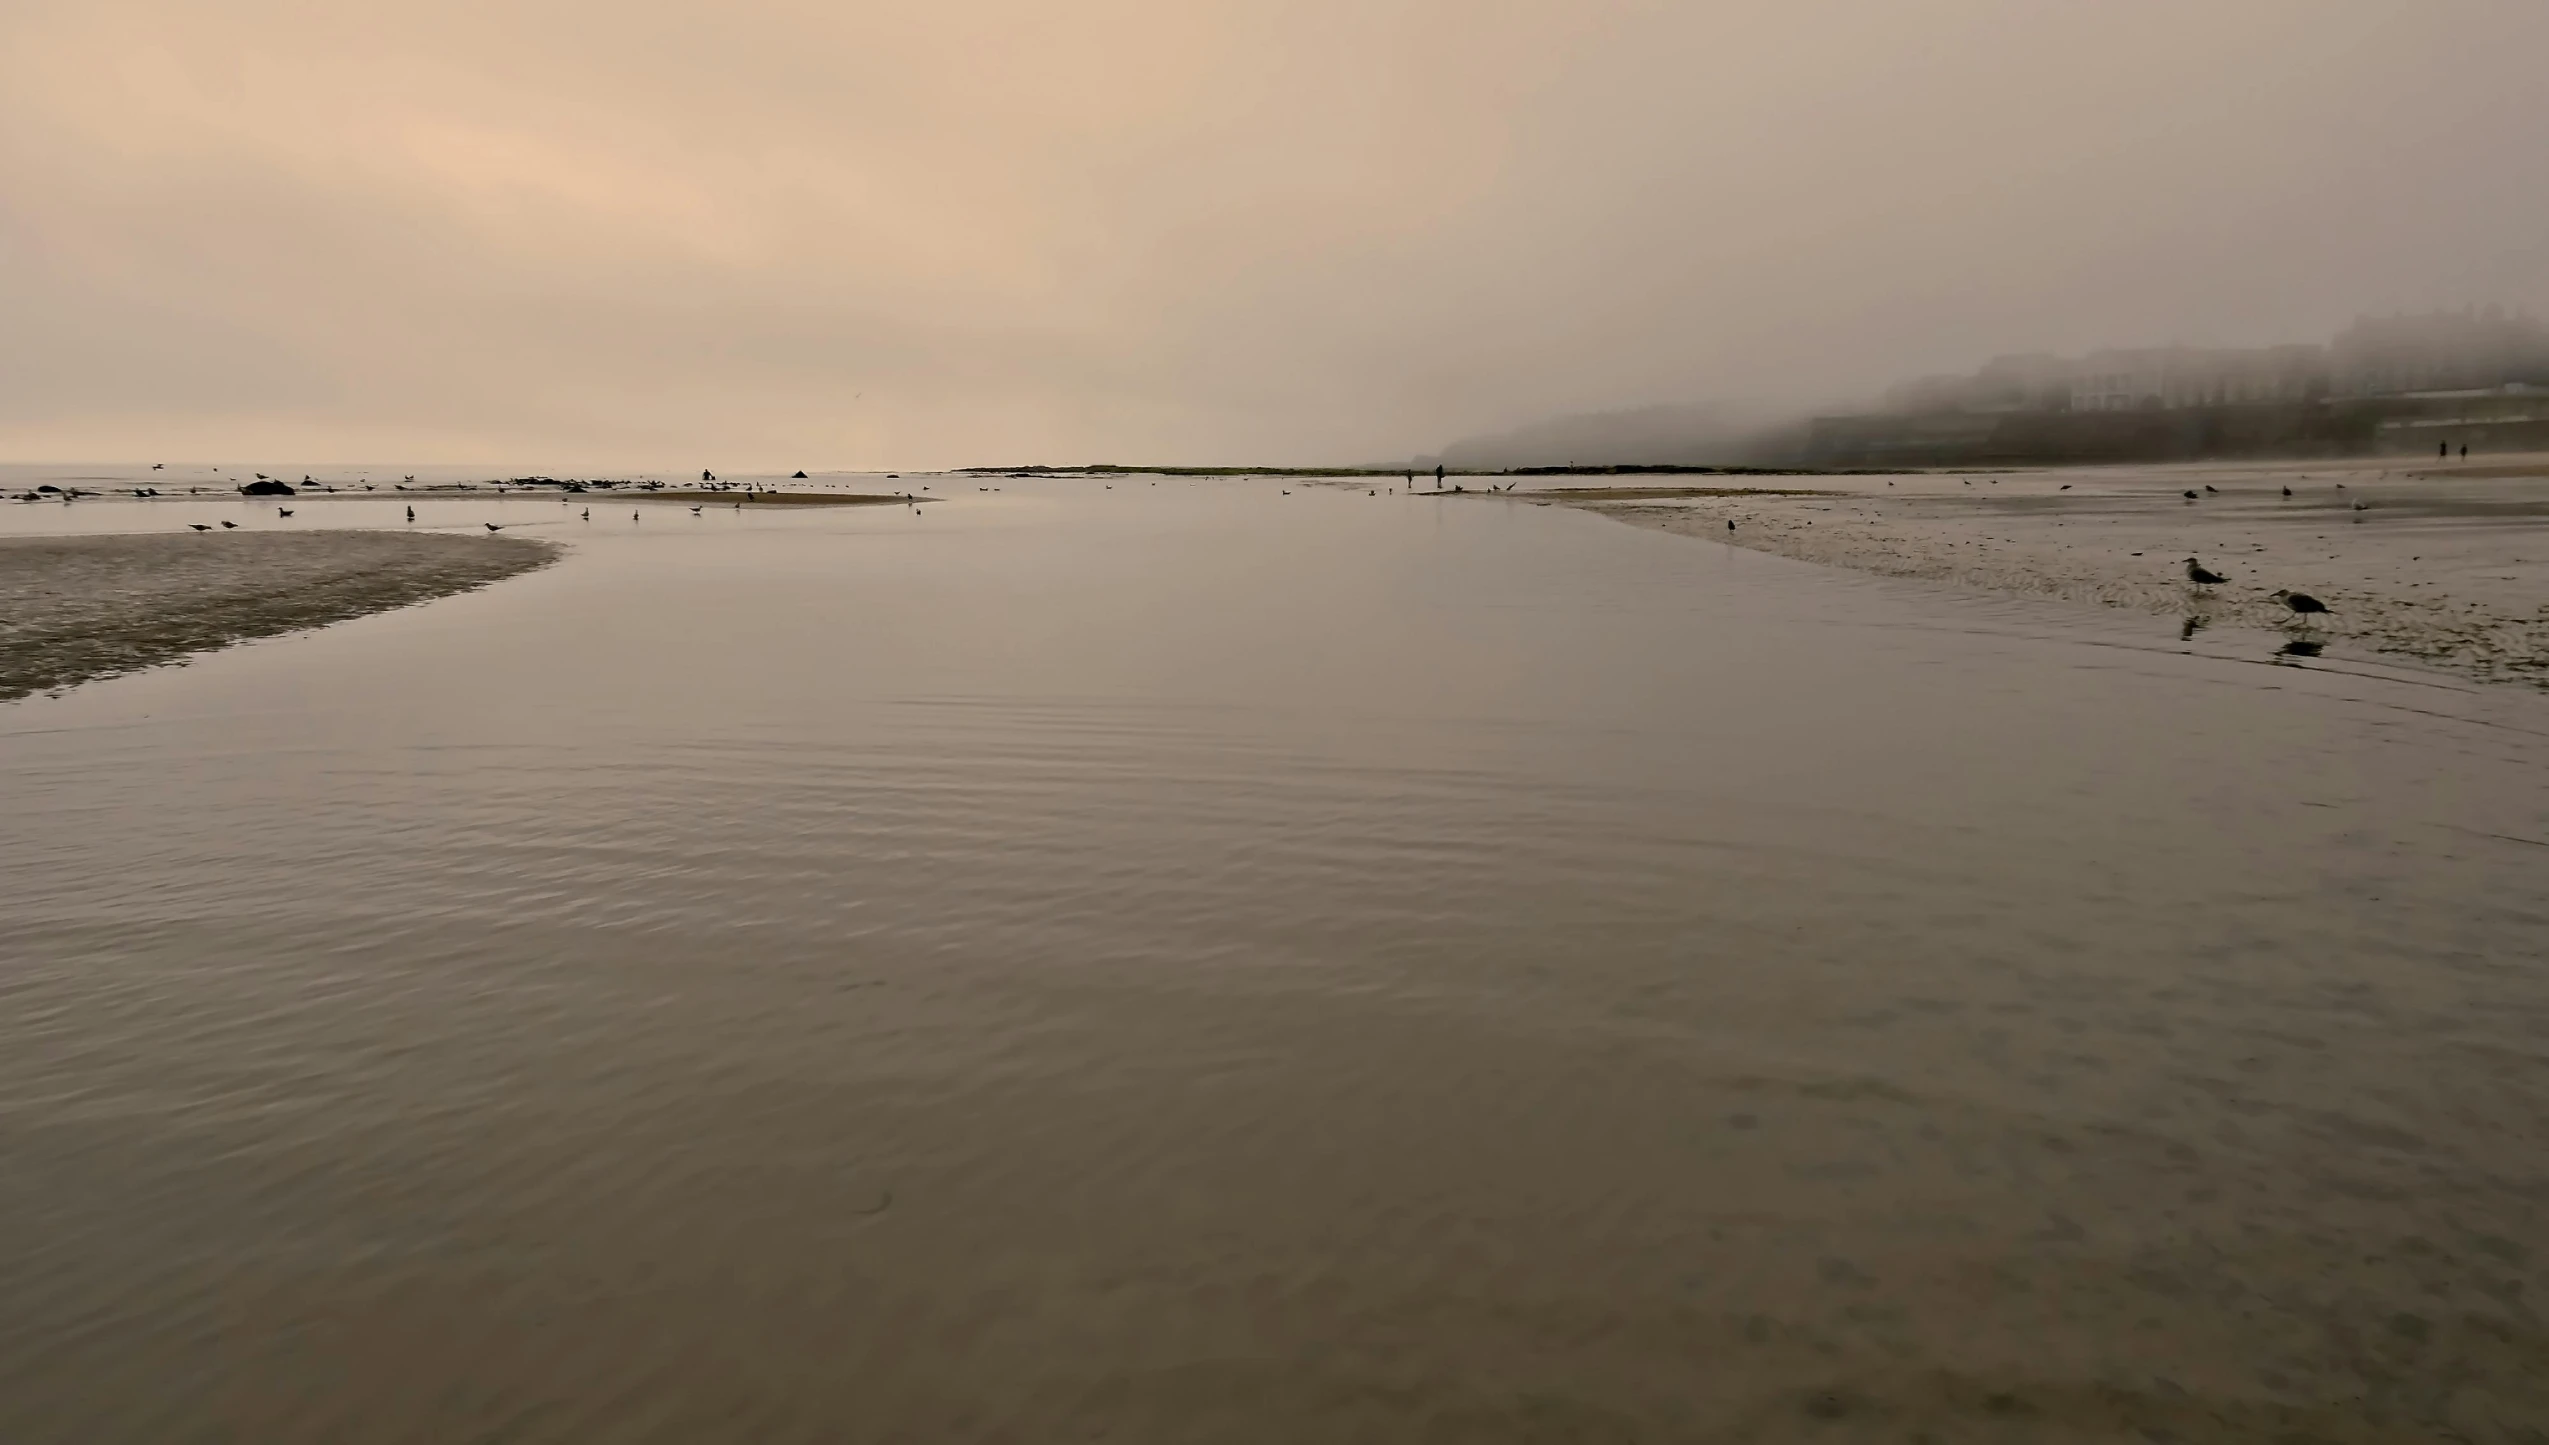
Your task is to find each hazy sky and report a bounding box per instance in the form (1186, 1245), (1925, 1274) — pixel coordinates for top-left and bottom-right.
(6, 1), (2546, 468)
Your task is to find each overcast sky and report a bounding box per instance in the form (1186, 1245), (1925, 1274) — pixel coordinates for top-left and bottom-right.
(5, 0), (2545, 469)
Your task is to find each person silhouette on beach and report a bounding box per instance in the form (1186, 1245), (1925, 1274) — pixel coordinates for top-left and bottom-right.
(1434, 464), (1444, 491)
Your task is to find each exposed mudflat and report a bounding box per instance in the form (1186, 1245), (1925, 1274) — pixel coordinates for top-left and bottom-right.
(0, 530), (557, 700)
(1545, 455), (2549, 687)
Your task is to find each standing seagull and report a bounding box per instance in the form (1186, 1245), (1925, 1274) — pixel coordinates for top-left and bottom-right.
(220, 520), (237, 529)
(187, 523), (210, 532)
(2184, 557), (2228, 587)
(485, 522), (504, 532)
(406, 506), (415, 522)
(2271, 589), (2329, 619)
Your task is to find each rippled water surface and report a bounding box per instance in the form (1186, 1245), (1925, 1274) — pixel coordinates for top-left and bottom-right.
(5, 477), (2548, 1441)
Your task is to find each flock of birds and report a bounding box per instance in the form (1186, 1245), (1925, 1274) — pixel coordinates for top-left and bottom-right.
(2154, 477), (2341, 625)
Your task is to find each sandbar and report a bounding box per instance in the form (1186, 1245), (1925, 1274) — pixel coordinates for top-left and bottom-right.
(1537, 455), (2549, 688)
(625, 490), (925, 506)
(1, 530), (557, 701)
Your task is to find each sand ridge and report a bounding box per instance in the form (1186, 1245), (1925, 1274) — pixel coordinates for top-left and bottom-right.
(0, 529), (557, 701)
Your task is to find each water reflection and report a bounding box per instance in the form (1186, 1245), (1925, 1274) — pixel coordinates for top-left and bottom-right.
(2, 480), (2546, 1442)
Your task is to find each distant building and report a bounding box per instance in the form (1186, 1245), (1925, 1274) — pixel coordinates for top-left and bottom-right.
(2060, 345), (2324, 412)
(2330, 306), (2549, 397)
(1872, 309), (2549, 421)
(1883, 353), (2072, 415)
(1805, 306), (2549, 466)
(1889, 345), (2326, 416)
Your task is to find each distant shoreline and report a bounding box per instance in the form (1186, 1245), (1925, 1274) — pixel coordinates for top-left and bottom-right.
(0, 530), (556, 702)
(625, 490), (925, 506)
(952, 463), (1894, 478)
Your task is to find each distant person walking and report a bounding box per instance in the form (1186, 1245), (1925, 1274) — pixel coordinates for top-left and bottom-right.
(2441, 440), (2450, 459)
(1434, 464), (1444, 491)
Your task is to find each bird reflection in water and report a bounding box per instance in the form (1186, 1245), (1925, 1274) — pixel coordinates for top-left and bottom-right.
(2179, 615), (2210, 641)
(2278, 639), (2324, 658)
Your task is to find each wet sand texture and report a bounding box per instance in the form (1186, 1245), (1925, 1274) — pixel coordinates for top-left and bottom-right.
(1551, 458), (2549, 688)
(0, 531), (556, 700)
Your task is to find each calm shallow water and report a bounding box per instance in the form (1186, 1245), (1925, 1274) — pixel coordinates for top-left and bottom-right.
(4, 477), (2548, 1442)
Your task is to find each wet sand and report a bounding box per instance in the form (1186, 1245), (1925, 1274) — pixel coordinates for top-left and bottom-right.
(1539, 455), (2549, 687)
(0, 530), (556, 700)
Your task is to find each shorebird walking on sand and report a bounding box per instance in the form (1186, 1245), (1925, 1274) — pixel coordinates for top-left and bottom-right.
(484, 522), (503, 532)
(2184, 558), (2228, 587)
